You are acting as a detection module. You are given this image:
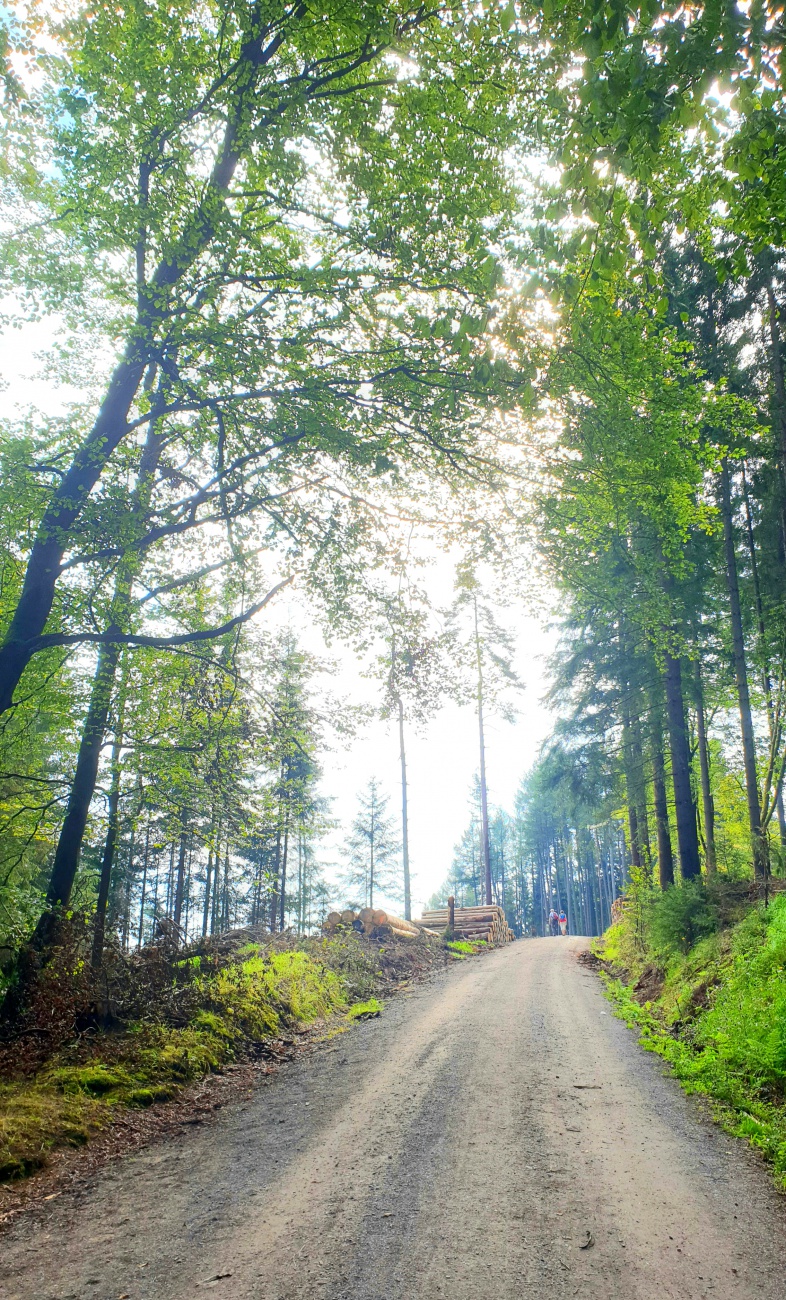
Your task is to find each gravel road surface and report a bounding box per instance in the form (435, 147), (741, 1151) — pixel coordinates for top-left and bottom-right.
(2, 937), (786, 1300)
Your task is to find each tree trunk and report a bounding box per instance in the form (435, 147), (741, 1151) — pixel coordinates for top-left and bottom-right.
(663, 652), (701, 880)
(202, 810), (218, 936)
(597, 834), (612, 930)
(91, 658), (129, 968)
(620, 679), (644, 871)
(720, 459), (768, 879)
(766, 282), (786, 523)
(474, 597), (493, 906)
(649, 682), (675, 888)
(626, 802), (641, 871)
(630, 711), (651, 868)
(203, 846), (214, 937)
(221, 846), (230, 932)
(137, 823), (151, 947)
(397, 695), (412, 921)
(296, 833), (303, 934)
(32, 640), (121, 948)
(151, 851), (161, 927)
(211, 837), (222, 935)
(576, 842), (590, 936)
(173, 827), (188, 932)
(182, 842), (194, 938)
(0, 359), (151, 715)
(607, 830), (617, 904)
(584, 842), (599, 935)
(0, 25), (295, 716)
(278, 814), (289, 932)
(31, 418), (167, 950)
(121, 820), (136, 950)
(270, 811), (283, 931)
(550, 843), (563, 913)
(536, 855), (546, 935)
(692, 659), (717, 874)
(741, 463), (786, 847)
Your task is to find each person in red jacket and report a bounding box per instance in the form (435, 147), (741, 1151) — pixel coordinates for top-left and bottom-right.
(558, 910), (568, 935)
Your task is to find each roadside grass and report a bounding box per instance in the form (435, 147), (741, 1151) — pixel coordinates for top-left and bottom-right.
(0, 947), (348, 1182)
(445, 940), (485, 956)
(599, 894), (786, 1188)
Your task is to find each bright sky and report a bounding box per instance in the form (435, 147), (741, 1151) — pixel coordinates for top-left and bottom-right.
(1, 315), (558, 916)
(288, 595), (557, 912)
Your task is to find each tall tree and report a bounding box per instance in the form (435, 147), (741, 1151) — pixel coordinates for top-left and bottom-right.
(1, 0), (543, 717)
(447, 568), (519, 906)
(344, 778), (400, 911)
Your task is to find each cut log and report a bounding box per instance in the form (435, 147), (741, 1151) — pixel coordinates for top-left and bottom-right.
(374, 911), (419, 935)
(421, 904), (505, 915)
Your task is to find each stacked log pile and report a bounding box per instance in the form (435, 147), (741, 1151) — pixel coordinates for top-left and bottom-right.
(322, 908), (423, 940)
(418, 905), (515, 945)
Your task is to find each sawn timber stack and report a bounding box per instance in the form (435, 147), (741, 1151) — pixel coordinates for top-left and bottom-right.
(418, 905), (515, 945)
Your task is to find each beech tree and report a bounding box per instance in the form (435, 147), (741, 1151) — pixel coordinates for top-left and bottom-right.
(0, 0), (546, 715)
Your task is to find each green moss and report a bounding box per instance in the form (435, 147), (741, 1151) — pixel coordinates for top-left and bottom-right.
(347, 998), (383, 1019)
(206, 948), (345, 1042)
(0, 946), (352, 1183)
(446, 940), (481, 955)
(126, 1084), (178, 1106)
(49, 1065), (132, 1096)
(191, 1009), (231, 1038)
(175, 954), (202, 970)
(0, 1080), (104, 1181)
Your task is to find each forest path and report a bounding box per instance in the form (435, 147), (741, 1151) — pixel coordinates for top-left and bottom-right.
(2, 938), (786, 1300)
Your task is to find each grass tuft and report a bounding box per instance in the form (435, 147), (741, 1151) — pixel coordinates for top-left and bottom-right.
(347, 998), (383, 1020)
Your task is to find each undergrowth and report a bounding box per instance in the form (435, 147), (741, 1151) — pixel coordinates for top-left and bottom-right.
(0, 925), (455, 1183)
(598, 887), (786, 1187)
(0, 944), (347, 1181)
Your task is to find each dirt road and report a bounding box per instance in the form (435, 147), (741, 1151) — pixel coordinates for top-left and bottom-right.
(2, 937), (786, 1300)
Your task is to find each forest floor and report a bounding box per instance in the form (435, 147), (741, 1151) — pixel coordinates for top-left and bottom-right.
(2, 937), (786, 1300)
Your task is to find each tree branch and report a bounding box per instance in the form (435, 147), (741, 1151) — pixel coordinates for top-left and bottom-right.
(26, 576), (295, 653)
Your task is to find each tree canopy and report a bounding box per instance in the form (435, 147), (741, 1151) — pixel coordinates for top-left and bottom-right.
(4, 0), (786, 978)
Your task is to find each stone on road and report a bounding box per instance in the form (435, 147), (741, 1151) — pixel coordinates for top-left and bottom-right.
(2, 937), (785, 1300)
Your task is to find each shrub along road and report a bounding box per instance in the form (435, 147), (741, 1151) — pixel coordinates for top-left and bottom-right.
(1, 938), (785, 1300)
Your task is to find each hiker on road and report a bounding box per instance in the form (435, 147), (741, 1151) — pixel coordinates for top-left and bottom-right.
(548, 908), (559, 937)
(559, 910), (568, 936)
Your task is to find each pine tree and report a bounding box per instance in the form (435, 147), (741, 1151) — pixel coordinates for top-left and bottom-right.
(343, 779), (401, 910)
